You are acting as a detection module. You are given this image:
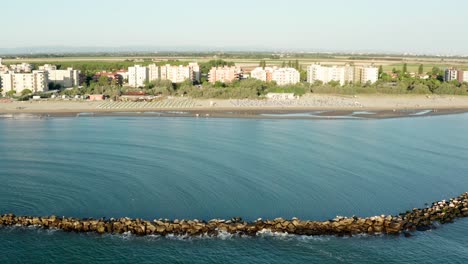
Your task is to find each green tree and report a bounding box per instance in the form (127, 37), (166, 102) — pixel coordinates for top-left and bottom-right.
(431, 66), (441, 76)
(418, 64), (424, 75)
(402, 63), (408, 74)
(21, 89), (32, 96)
(328, 80), (341, 87)
(200, 60), (235, 76)
(281, 61), (286, 68)
(378, 65), (383, 76)
(6, 90), (16, 97)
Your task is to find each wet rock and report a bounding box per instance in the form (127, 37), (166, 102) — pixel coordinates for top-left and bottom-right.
(0, 193), (467, 238)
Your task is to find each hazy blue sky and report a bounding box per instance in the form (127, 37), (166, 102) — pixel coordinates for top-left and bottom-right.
(2, 0), (468, 54)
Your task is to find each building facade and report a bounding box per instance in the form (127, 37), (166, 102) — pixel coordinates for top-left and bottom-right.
(354, 66), (379, 84)
(160, 63), (200, 83)
(189, 63), (201, 83)
(444, 69), (458, 82)
(0, 58), (9, 72)
(38, 64), (57, 71)
(462, 71), (468, 83)
(307, 64), (356, 85)
(128, 63), (200, 85)
(360, 66), (379, 84)
(148, 64), (160, 82)
(93, 71), (124, 86)
(271, 68), (300, 86)
(0, 70), (49, 95)
(250, 67), (299, 85)
(444, 69), (468, 83)
(128, 65), (149, 87)
(48, 67), (80, 88)
(10, 63), (33, 73)
(208, 66), (242, 84)
(250, 67), (274, 82)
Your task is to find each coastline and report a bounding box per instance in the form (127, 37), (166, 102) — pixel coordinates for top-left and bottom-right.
(2, 94), (468, 119)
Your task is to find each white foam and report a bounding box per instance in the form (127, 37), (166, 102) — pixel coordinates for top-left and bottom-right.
(256, 229), (330, 242)
(410, 110), (432, 116)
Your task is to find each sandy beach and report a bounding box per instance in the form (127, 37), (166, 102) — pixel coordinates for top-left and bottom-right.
(1, 94), (468, 119)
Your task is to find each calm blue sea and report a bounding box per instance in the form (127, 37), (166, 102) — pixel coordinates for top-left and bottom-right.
(1, 114), (468, 263)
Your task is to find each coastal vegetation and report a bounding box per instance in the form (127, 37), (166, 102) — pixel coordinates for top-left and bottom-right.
(2, 55), (468, 99)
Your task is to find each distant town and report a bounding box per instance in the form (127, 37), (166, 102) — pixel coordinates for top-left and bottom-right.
(0, 56), (467, 99)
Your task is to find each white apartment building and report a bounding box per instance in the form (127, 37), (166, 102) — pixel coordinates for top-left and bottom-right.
(160, 65), (190, 83)
(356, 66), (379, 84)
(271, 68), (300, 86)
(39, 64), (57, 71)
(444, 69), (458, 82)
(250, 67), (272, 82)
(148, 64), (159, 82)
(160, 63), (201, 83)
(128, 65), (149, 87)
(10, 63), (33, 73)
(39, 65), (80, 88)
(0, 70), (48, 95)
(0, 58), (7, 72)
(307, 64), (355, 85)
(463, 71), (468, 83)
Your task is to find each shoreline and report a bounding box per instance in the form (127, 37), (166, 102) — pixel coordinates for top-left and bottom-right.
(1, 108), (468, 120)
(2, 95), (468, 119)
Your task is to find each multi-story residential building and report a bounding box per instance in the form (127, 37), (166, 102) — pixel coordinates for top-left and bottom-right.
(128, 65), (149, 87)
(189, 63), (201, 83)
(0, 58), (8, 72)
(160, 63), (201, 83)
(93, 71), (124, 86)
(271, 68), (300, 86)
(251, 67), (300, 85)
(456, 70), (464, 83)
(308, 64), (344, 85)
(461, 71), (468, 83)
(250, 67), (274, 82)
(43, 66), (81, 88)
(307, 64), (355, 85)
(160, 65), (190, 83)
(127, 63), (200, 86)
(355, 66), (379, 84)
(443, 68), (468, 83)
(445, 68), (458, 82)
(38, 64), (57, 71)
(10, 63), (33, 73)
(0, 70), (48, 95)
(344, 65), (355, 83)
(148, 64), (160, 82)
(208, 66), (242, 84)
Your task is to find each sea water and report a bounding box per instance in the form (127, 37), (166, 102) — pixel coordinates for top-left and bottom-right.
(1, 114), (468, 263)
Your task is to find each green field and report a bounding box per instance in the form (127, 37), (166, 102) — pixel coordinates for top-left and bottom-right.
(3, 53), (468, 74)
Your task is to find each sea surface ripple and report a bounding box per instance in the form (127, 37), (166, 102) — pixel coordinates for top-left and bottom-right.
(1, 114), (468, 263)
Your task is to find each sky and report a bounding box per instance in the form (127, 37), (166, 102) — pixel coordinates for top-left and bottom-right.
(1, 0), (468, 54)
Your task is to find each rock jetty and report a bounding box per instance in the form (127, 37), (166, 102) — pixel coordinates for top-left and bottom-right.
(1, 192), (467, 237)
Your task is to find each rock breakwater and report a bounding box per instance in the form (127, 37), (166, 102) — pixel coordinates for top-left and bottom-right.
(1, 193), (467, 237)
